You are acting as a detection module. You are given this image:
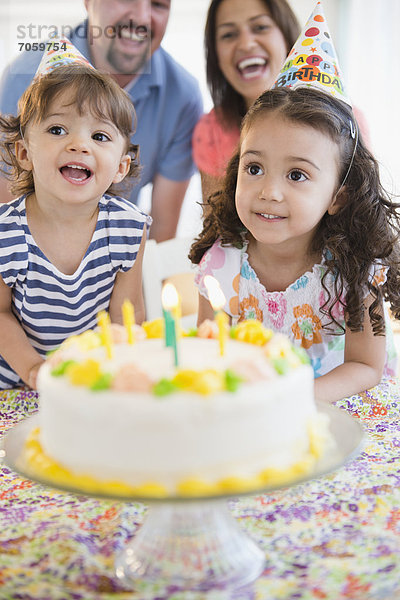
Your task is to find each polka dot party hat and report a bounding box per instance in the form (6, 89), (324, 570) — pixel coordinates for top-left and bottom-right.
(34, 36), (94, 81)
(273, 1), (351, 106)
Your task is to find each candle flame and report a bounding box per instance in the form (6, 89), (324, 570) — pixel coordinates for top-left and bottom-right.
(204, 275), (226, 311)
(162, 283), (179, 310)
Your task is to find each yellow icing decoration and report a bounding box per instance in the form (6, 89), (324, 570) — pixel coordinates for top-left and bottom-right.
(75, 330), (102, 351)
(260, 466), (299, 486)
(133, 482), (168, 497)
(67, 359), (102, 387)
(234, 320), (273, 346)
(177, 478), (218, 496)
(22, 427), (322, 498)
(142, 318), (164, 339)
(172, 369), (225, 395)
(218, 475), (266, 492)
(57, 328), (101, 352)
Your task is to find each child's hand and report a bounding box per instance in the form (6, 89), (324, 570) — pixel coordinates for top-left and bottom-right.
(27, 362), (44, 390)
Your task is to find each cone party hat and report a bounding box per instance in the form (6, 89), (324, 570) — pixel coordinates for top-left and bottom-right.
(272, 1), (351, 106)
(34, 36), (94, 81)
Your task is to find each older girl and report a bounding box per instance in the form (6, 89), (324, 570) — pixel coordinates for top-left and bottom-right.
(190, 87), (400, 403)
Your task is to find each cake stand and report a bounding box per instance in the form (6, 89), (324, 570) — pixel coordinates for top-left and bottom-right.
(1, 401), (364, 591)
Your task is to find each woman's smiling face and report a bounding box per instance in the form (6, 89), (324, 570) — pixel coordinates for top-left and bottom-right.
(215, 0), (288, 108)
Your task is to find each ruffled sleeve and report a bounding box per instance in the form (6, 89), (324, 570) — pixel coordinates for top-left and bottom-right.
(195, 239), (241, 318)
(101, 195), (152, 272)
(0, 199), (28, 287)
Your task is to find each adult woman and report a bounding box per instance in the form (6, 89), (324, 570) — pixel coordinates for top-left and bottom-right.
(193, 0), (300, 201)
(193, 0), (369, 203)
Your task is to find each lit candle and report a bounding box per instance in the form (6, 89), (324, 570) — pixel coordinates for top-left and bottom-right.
(97, 310), (113, 358)
(122, 298), (135, 344)
(204, 275), (228, 355)
(161, 283), (179, 366)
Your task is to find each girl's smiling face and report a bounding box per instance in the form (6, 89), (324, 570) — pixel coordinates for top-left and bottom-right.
(235, 111), (342, 255)
(16, 91), (131, 209)
(215, 0), (288, 109)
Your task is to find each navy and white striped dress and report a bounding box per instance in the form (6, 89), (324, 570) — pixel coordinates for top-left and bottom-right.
(0, 194), (152, 389)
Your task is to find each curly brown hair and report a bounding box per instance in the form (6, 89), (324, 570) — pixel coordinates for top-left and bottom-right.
(189, 87), (400, 335)
(0, 64), (140, 198)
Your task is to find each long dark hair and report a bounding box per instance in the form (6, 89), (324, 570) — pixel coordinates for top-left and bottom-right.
(0, 64), (140, 198)
(205, 0), (300, 128)
(190, 86), (400, 334)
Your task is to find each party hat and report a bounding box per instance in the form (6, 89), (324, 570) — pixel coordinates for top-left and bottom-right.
(273, 2), (351, 106)
(34, 36), (94, 81)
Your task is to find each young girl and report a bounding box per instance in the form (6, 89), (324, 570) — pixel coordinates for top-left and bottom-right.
(190, 87), (400, 403)
(0, 63), (151, 389)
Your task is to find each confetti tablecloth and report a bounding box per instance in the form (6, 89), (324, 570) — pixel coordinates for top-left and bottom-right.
(0, 381), (400, 600)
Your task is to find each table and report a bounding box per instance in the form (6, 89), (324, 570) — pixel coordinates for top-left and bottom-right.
(0, 380), (399, 600)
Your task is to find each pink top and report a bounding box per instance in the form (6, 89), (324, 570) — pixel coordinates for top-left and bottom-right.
(192, 106), (370, 179)
(192, 109), (239, 178)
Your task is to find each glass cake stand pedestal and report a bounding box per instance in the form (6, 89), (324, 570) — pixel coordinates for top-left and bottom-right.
(2, 401), (364, 592)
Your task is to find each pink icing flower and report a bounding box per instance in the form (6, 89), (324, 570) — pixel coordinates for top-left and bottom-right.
(197, 319), (218, 339)
(97, 323), (146, 343)
(112, 364), (153, 392)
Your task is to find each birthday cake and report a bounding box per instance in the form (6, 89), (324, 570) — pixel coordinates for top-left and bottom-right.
(27, 319), (329, 497)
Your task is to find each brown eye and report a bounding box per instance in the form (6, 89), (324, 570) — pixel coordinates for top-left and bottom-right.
(248, 164), (262, 176)
(289, 170), (306, 182)
(93, 132), (111, 142)
(48, 125), (65, 135)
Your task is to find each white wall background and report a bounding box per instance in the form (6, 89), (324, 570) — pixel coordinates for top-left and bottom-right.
(0, 0), (399, 236)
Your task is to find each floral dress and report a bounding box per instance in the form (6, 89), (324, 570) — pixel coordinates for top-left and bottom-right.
(195, 239), (397, 378)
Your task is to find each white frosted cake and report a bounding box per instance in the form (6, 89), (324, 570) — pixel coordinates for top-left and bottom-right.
(28, 320), (328, 497)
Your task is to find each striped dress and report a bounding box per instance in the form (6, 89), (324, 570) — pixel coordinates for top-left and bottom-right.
(0, 194), (152, 389)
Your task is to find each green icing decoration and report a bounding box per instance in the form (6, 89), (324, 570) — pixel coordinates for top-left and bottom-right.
(224, 369), (243, 392)
(292, 345), (310, 364)
(229, 326), (237, 339)
(272, 357), (290, 375)
(153, 378), (179, 397)
(51, 360), (77, 377)
(186, 328), (198, 337)
(90, 373), (113, 391)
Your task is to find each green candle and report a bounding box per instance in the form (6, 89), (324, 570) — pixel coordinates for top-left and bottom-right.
(163, 308), (174, 347)
(162, 284), (179, 366)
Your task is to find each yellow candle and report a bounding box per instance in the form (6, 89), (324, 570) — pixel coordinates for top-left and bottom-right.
(216, 310), (229, 356)
(122, 298), (135, 344)
(97, 310), (113, 359)
(204, 275), (228, 355)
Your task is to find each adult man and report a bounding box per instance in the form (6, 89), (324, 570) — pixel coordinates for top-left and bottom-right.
(0, 0), (203, 241)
